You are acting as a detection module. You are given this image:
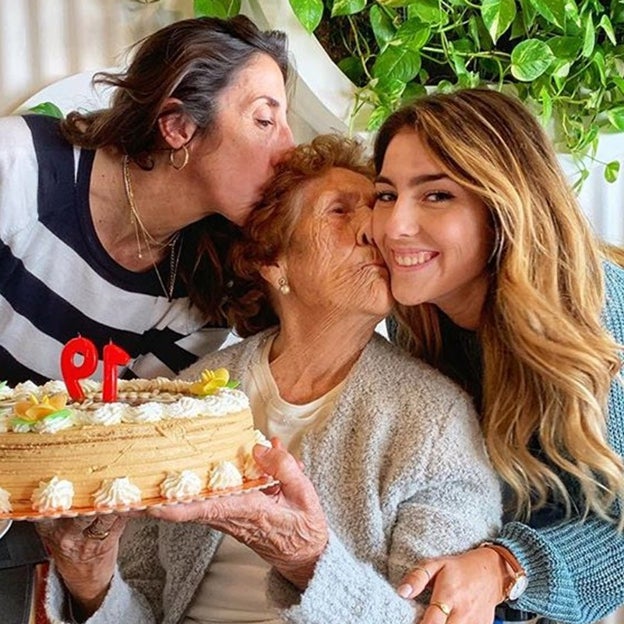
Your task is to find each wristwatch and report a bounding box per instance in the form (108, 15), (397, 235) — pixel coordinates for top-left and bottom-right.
(480, 542), (528, 601)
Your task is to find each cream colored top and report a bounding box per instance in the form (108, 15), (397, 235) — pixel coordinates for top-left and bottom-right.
(182, 335), (343, 624)
(249, 334), (345, 456)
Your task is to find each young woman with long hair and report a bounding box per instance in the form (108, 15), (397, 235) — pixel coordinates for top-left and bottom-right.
(372, 88), (624, 624)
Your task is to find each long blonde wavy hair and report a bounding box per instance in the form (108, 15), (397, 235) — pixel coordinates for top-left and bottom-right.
(374, 88), (624, 524)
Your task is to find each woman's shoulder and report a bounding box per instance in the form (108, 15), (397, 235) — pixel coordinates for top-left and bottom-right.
(363, 333), (464, 383)
(0, 114), (67, 151)
(339, 335), (485, 462)
(0, 116), (37, 169)
(359, 333), (476, 411)
(604, 260), (624, 293)
(0, 116), (49, 236)
(603, 261), (624, 339)
(0, 115), (29, 140)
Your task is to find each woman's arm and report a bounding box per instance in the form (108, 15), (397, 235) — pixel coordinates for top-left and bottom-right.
(499, 295), (624, 624)
(148, 443), (328, 588)
(497, 515), (624, 623)
(267, 529), (422, 624)
(400, 512), (624, 624)
(46, 561), (155, 624)
(150, 398), (501, 624)
(39, 516), (157, 624)
(149, 443), (422, 624)
(401, 347), (624, 624)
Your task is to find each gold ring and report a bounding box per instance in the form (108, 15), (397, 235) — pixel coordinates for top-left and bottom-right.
(84, 524), (111, 541)
(414, 566), (431, 582)
(430, 601), (452, 617)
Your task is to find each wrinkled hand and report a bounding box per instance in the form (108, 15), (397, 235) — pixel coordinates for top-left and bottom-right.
(36, 514), (128, 617)
(397, 547), (507, 624)
(149, 441), (328, 589)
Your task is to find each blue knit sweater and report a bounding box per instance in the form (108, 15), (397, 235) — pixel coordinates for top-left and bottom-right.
(495, 262), (624, 623)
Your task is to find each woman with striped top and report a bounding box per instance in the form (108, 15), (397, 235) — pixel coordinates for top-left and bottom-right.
(0, 15), (293, 385)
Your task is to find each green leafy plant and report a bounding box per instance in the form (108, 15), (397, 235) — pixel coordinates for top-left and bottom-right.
(145, 0), (624, 182)
(193, 0), (240, 18)
(28, 101), (64, 119)
(288, 0), (624, 183)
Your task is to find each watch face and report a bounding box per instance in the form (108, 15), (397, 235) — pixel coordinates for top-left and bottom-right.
(508, 575), (529, 601)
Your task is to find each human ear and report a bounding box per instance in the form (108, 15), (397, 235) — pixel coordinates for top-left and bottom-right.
(157, 98), (197, 150)
(259, 262), (286, 291)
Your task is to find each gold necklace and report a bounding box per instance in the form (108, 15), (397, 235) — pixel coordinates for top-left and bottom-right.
(121, 155), (183, 301)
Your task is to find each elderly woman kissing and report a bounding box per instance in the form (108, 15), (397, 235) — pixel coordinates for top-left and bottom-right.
(40, 135), (501, 624)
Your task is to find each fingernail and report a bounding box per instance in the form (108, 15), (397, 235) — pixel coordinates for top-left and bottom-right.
(254, 444), (270, 457)
(397, 584), (413, 599)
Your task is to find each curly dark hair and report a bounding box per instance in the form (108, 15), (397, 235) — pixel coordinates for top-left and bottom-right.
(226, 133), (374, 337)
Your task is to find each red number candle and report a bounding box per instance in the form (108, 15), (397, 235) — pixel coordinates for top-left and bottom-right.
(61, 338), (131, 402)
(102, 342), (131, 402)
(60, 337), (98, 401)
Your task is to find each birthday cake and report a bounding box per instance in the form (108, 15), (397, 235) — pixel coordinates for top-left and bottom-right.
(0, 370), (269, 517)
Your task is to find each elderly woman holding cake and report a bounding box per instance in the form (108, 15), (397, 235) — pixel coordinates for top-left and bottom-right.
(37, 135), (501, 624)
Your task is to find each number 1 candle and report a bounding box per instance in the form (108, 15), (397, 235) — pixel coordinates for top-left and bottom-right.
(102, 341), (131, 402)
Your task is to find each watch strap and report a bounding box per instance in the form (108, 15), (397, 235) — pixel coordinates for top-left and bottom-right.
(480, 542), (527, 601)
(480, 543), (524, 575)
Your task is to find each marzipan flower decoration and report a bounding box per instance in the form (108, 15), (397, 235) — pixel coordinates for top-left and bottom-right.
(0, 380), (11, 400)
(13, 394), (69, 424)
(190, 368), (239, 396)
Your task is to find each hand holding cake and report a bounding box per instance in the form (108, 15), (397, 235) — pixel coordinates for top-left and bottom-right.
(149, 439), (329, 590)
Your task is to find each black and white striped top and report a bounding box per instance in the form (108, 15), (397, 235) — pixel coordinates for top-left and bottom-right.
(0, 114), (229, 385)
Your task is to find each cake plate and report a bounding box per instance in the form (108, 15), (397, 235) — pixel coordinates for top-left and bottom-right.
(0, 477), (279, 522)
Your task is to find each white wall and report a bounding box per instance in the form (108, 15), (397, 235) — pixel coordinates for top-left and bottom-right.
(0, 0), (197, 116)
(560, 135), (624, 246)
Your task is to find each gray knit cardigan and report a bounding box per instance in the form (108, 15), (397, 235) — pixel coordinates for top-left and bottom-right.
(45, 331), (501, 624)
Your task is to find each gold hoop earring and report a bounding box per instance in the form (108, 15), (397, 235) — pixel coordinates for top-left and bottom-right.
(169, 145), (189, 171)
(278, 277), (290, 295)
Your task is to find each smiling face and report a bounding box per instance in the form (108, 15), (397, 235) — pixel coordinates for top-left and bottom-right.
(193, 53), (294, 225)
(372, 130), (491, 328)
(279, 167), (392, 321)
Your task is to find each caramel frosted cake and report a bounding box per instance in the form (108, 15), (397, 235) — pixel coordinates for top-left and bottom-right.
(0, 370), (270, 517)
